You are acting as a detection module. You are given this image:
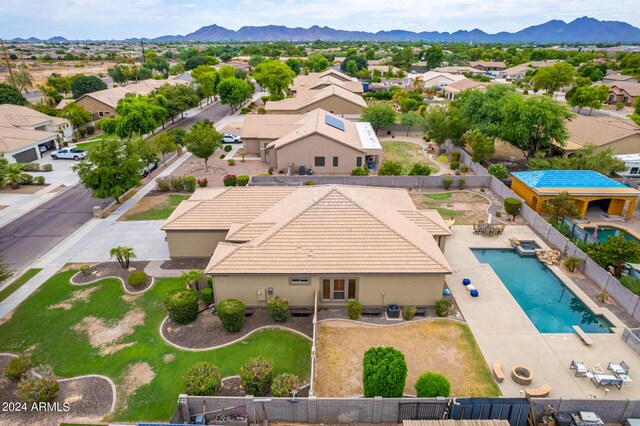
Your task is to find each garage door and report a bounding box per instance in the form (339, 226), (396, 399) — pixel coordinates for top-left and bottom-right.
(13, 148), (38, 163)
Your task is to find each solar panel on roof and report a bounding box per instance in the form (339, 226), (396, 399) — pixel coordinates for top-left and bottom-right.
(325, 115), (345, 131)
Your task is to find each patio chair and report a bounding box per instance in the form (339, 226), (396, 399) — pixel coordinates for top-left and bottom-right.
(608, 361), (629, 375)
(570, 360), (588, 377)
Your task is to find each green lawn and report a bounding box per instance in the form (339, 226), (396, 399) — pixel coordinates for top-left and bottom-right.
(424, 192), (452, 200)
(0, 268), (42, 303)
(0, 271), (311, 422)
(75, 140), (102, 152)
(436, 208), (461, 218)
(123, 194), (190, 221)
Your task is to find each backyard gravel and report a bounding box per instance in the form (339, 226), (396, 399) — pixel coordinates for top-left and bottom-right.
(163, 308), (312, 349)
(73, 261), (153, 293)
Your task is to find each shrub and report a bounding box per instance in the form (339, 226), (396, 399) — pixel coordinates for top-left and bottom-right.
(183, 175), (196, 193)
(35, 176), (45, 185)
(261, 95), (270, 103)
(271, 373), (300, 397)
(402, 305), (416, 321)
(216, 298), (246, 332)
(224, 144), (233, 152)
(164, 288), (199, 324)
(436, 154), (449, 164)
(460, 164), (469, 173)
(170, 176), (185, 192)
(80, 265), (91, 276)
(457, 178), (466, 190)
(207, 276), (213, 289)
(620, 275), (640, 296)
(351, 167), (369, 176)
(267, 296), (289, 323)
(487, 163), (509, 179)
(443, 178), (453, 190)
(347, 300), (362, 320)
(78, 128), (87, 138)
(450, 161), (460, 171)
(237, 175), (249, 186)
(257, 107), (266, 114)
(563, 256), (584, 273)
(223, 174), (237, 186)
(378, 160), (405, 176)
(197, 178), (208, 187)
(18, 174), (34, 185)
(227, 159), (236, 166)
(239, 357), (274, 396)
(4, 356), (32, 380)
(504, 197), (522, 219)
(42, 164), (53, 172)
(408, 162), (431, 176)
(435, 300), (451, 317)
(127, 271), (148, 289)
(615, 102), (625, 110)
(240, 107), (251, 114)
(21, 163), (40, 171)
(156, 176), (171, 191)
(202, 288), (214, 306)
(451, 151), (461, 162)
(415, 372), (451, 397)
(304, 180), (316, 185)
(184, 362), (222, 396)
(85, 124), (96, 135)
(362, 346), (407, 397)
(17, 366), (58, 404)
(219, 154), (225, 159)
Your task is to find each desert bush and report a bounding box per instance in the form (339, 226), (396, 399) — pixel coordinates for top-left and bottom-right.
(202, 287), (214, 306)
(257, 107), (266, 114)
(79, 265), (91, 276)
(156, 176), (171, 191)
(362, 346), (407, 397)
(184, 362), (222, 396)
(351, 167), (369, 176)
(164, 288), (199, 324)
(223, 174), (237, 186)
(17, 365), (58, 404)
(197, 178), (208, 187)
(85, 124), (96, 135)
(42, 164), (53, 172)
(224, 144), (233, 152)
(267, 296), (289, 323)
(127, 271), (148, 289)
(240, 357), (274, 396)
(170, 176), (185, 192)
(402, 305), (416, 321)
(35, 176), (45, 185)
(78, 127), (87, 138)
(460, 164), (469, 173)
(237, 175), (249, 186)
(216, 298), (246, 332)
(504, 197), (522, 219)
(219, 154), (225, 159)
(436, 154), (449, 164)
(227, 159), (236, 166)
(563, 256), (584, 273)
(442, 178), (453, 190)
(450, 161), (460, 171)
(451, 152), (461, 162)
(304, 180), (316, 185)
(415, 372), (451, 397)
(347, 300), (362, 320)
(183, 175), (196, 192)
(271, 373), (300, 397)
(457, 178), (466, 190)
(435, 300), (451, 317)
(615, 102), (625, 110)
(487, 163), (509, 179)
(4, 356), (32, 380)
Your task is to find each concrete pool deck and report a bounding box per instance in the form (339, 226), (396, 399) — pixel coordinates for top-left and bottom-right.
(445, 225), (640, 399)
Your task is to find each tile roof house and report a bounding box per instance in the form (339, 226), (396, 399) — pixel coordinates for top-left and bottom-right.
(469, 61), (507, 71)
(555, 115), (640, 155)
(602, 74), (637, 85)
(0, 104), (72, 163)
(265, 84), (367, 116)
(290, 69), (363, 94)
(162, 185), (452, 308)
(432, 66), (484, 75)
(503, 61), (562, 80)
(442, 79), (490, 100)
(605, 82), (640, 106)
(406, 71), (466, 89)
(242, 109), (382, 174)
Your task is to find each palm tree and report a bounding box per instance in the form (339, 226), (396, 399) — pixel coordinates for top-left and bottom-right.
(2, 163), (29, 189)
(109, 246), (136, 269)
(181, 269), (205, 291)
(412, 76), (424, 92)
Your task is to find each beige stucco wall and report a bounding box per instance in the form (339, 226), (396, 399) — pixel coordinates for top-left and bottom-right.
(212, 274), (445, 307)
(166, 230), (228, 258)
(268, 134), (365, 174)
(602, 135), (640, 155)
(268, 97), (364, 116)
(74, 97), (115, 121)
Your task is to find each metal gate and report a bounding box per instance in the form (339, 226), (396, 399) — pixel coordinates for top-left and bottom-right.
(398, 400), (449, 421)
(448, 398), (531, 426)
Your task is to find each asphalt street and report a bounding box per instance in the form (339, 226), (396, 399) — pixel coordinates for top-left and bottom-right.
(0, 185), (112, 273)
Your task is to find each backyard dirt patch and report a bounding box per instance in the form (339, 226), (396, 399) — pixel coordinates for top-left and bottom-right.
(163, 353), (176, 363)
(118, 362), (155, 410)
(171, 151), (268, 185)
(0, 355), (114, 426)
(50, 286), (99, 310)
(163, 308), (312, 349)
(161, 258), (210, 270)
(73, 309), (145, 355)
(118, 194), (176, 220)
(410, 191), (491, 224)
(0, 184), (48, 194)
(314, 320), (500, 398)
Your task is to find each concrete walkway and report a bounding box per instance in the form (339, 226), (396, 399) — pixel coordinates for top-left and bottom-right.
(446, 225), (640, 399)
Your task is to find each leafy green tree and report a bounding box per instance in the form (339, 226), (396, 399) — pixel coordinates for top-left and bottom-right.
(544, 192), (580, 224)
(252, 60), (296, 101)
(532, 62), (577, 97)
(73, 138), (142, 203)
(391, 46), (414, 69)
(628, 97), (640, 125)
(71, 75), (107, 99)
(248, 55), (265, 68)
(156, 84), (200, 122)
(285, 58), (302, 75)
(527, 145), (626, 176)
(184, 120), (223, 171)
(46, 73), (72, 94)
(400, 112), (421, 136)
(0, 83), (27, 105)
(5, 66), (33, 92)
(59, 102), (91, 128)
(130, 136), (159, 165)
(151, 133), (178, 165)
(378, 160), (405, 176)
(340, 54), (367, 73)
(362, 104), (396, 134)
(422, 104), (468, 146)
(101, 94), (168, 139)
(218, 78), (253, 112)
(345, 60), (358, 77)
(585, 235), (640, 277)
(167, 127), (187, 146)
(423, 45), (444, 69)
(463, 129), (495, 163)
(217, 65), (237, 80)
(567, 84), (609, 115)
(407, 162), (431, 176)
(181, 269), (205, 291)
(195, 71), (220, 104)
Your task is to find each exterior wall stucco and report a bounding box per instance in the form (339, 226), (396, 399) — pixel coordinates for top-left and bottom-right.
(75, 97), (116, 121)
(267, 97), (364, 116)
(166, 230), (228, 258)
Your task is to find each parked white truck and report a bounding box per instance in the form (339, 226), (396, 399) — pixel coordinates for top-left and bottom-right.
(615, 153), (640, 178)
(50, 147), (87, 160)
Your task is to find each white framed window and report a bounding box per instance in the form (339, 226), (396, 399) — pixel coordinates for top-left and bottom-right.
(321, 278), (357, 301)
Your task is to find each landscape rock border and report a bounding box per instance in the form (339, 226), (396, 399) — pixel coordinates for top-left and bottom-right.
(70, 261), (155, 294)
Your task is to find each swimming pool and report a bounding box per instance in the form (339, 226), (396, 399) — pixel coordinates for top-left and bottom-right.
(583, 226), (640, 244)
(472, 248), (612, 334)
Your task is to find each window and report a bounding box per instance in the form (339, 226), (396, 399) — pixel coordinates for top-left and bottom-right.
(630, 167), (639, 175)
(98, 112), (104, 117)
(356, 157), (362, 167)
(333, 156), (339, 167)
(289, 277), (310, 286)
(321, 278), (358, 301)
(315, 156), (325, 167)
(104, 111), (110, 115)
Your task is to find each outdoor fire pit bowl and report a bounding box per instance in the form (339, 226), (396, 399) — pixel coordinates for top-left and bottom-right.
(511, 366), (533, 385)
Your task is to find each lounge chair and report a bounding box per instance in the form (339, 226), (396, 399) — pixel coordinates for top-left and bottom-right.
(570, 360), (588, 377)
(608, 361), (629, 375)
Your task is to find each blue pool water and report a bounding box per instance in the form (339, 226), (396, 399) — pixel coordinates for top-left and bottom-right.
(583, 226), (640, 244)
(472, 249), (612, 334)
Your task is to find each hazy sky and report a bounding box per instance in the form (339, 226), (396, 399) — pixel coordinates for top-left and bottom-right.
(1, 0), (640, 40)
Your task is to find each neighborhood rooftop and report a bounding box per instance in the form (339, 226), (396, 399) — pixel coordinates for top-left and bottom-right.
(512, 170), (629, 189)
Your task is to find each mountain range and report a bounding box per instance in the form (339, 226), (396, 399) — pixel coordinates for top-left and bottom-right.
(10, 17), (640, 43)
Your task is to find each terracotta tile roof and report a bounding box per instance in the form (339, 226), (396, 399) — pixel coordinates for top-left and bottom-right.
(442, 79), (489, 94)
(609, 82), (640, 97)
(0, 104), (66, 152)
(226, 222), (276, 242)
(560, 114), (640, 150)
(469, 61), (506, 69)
(399, 210), (453, 236)
(265, 84), (366, 112)
(76, 78), (187, 108)
(240, 114), (305, 140)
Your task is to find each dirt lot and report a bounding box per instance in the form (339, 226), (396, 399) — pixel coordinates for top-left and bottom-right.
(314, 320), (500, 397)
(410, 190), (491, 224)
(0, 61), (117, 86)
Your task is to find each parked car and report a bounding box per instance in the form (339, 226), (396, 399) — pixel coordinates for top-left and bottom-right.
(140, 161), (157, 177)
(223, 134), (242, 144)
(51, 147), (87, 160)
